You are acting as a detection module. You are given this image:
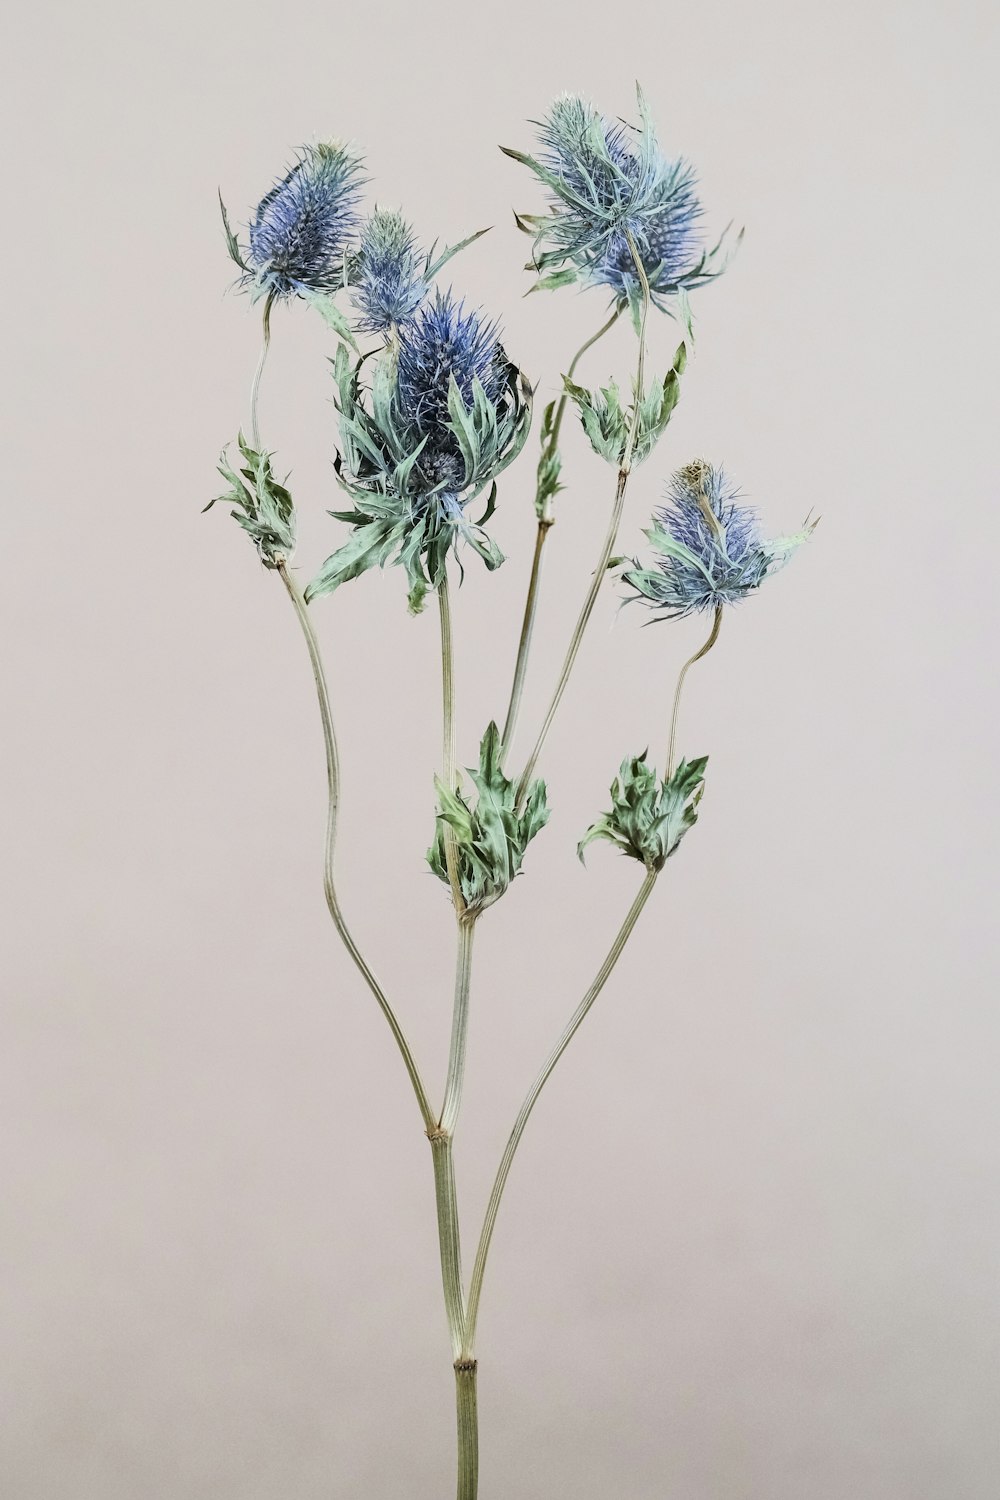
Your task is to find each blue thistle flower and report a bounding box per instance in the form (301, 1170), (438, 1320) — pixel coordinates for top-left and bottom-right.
(235, 142), (365, 302)
(352, 209), (428, 332)
(307, 290), (532, 611)
(623, 461), (816, 619)
(395, 290), (509, 490)
(504, 87), (737, 318)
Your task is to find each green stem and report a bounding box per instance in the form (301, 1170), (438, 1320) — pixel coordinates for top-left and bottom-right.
(430, 1134), (467, 1358)
(665, 606), (723, 779)
(514, 244), (651, 806)
(499, 308), (622, 761)
(438, 573), (466, 917)
(277, 563), (435, 1133)
(499, 517), (551, 756)
(438, 916), (477, 1135)
(454, 1360), (479, 1500)
(462, 868), (659, 1357)
(249, 291), (275, 451)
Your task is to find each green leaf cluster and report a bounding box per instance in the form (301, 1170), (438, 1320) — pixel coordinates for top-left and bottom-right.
(307, 345), (532, 613)
(563, 342), (686, 469)
(206, 434), (295, 567)
(427, 724), (549, 915)
(578, 753), (707, 871)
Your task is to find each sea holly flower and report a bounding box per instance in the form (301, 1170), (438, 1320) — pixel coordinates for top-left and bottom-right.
(307, 290), (532, 612)
(350, 211), (493, 335)
(205, 435), (296, 568)
(220, 141), (365, 303)
(352, 209), (428, 332)
(503, 87), (738, 327)
(427, 724), (549, 915)
(579, 754), (707, 871)
(623, 461), (816, 619)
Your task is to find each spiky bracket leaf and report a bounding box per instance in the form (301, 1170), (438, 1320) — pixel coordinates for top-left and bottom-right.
(578, 753), (707, 871)
(424, 227), (491, 282)
(218, 193), (248, 272)
(564, 342), (686, 469)
(308, 347), (531, 612)
(428, 723), (549, 915)
(205, 434), (295, 567)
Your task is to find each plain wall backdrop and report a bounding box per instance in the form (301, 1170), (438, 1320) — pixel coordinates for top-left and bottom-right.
(3, 1), (998, 1496)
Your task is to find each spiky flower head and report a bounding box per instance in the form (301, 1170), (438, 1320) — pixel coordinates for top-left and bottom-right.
(623, 461), (816, 619)
(504, 87), (737, 322)
(395, 291), (510, 488)
(222, 142), (365, 303)
(307, 289), (532, 611)
(352, 209), (428, 332)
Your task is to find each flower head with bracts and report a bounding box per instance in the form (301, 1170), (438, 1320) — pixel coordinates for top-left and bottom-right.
(220, 142), (366, 304)
(503, 86), (739, 329)
(623, 460), (816, 619)
(307, 288), (532, 613)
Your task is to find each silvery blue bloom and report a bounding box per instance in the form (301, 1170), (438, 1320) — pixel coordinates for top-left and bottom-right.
(307, 288), (532, 612)
(221, 142), (365, 302)
(504, 87), (737, 322)
(623, 461), (815, 618)
(352, 209), (428, 332)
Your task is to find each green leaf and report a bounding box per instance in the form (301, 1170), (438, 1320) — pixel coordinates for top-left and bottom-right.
(218, 193), (247, 272)
(578, 753), (707, 870)
(427, 724), (549, 914)
(299, 289), (360, 352)
(424, 227), (491, 281)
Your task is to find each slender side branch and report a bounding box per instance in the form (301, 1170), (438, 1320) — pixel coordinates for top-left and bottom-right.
(665, 606), (723, 778)
(500, 308), (622, 760)
(514, 241), (651, 805)
(249, 291), (275, 451)
(462, 868), (659, 1356)
(278, 563), (436, 1132)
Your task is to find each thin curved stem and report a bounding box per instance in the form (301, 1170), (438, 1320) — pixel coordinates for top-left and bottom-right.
(277, 563), (436, 1132)
(514, 243), (651, 806)
(544, 306), (624, 478)
(462, 868), (659, 1357)
(438, 574), (466, 917)
(438, 916), (477, 1135)
(499, 308), (622, 760)
(665, 606), (723, 779)
(249, 291), (275, 451)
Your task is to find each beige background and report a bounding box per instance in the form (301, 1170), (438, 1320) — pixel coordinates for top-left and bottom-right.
(3, 0), (998, 1495)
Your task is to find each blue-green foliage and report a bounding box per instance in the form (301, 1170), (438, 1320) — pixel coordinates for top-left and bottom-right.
(428, 724), (549, 915)
(579, 754), (707, 871)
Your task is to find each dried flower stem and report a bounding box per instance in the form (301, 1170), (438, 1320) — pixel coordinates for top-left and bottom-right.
(438, 915), (477, 1135)
(665, 606), (723, 778)
(500, 307), (623, 758)
(462, 867), (659, 1356)
(277, 563), (435, 1130)
(514, 235), (651, 805)
(438, 573), (466, 917)
(249, 291), (275, 451)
